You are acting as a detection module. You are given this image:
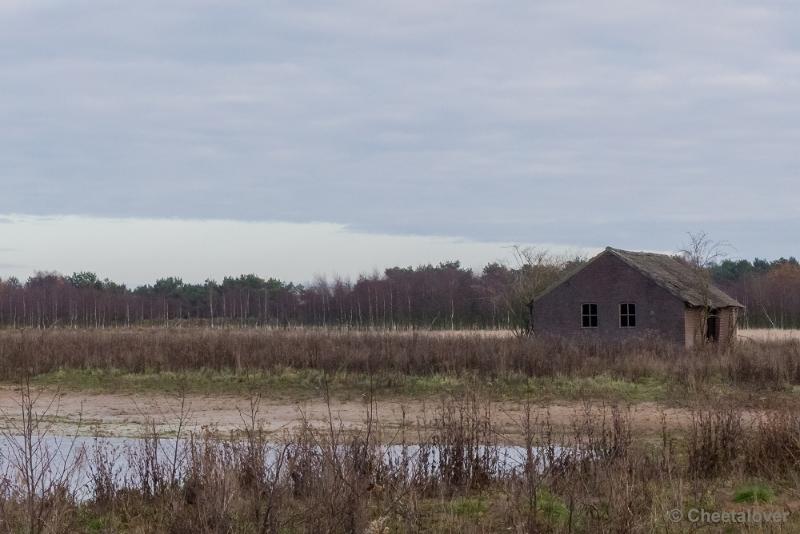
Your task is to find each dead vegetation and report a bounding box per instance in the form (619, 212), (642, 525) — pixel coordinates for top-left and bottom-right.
(0, 384), (796, 532)
(0, 329), (797, 531)
(0, 328), (798, 394)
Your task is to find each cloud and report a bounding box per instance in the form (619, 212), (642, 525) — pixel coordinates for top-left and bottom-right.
(0, 0), (797, 257)
(0, 214), (597, 286)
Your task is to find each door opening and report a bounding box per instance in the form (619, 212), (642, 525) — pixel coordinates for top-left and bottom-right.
(705, 312), (719, 342)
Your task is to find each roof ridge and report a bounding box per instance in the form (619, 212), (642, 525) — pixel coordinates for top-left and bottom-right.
(609, 247), (670, 257)
(535, 246), (744, 308)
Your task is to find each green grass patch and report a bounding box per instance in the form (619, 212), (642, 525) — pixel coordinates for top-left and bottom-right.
(524, 374), (669, 402)
(537, 488), (570, 523)
(449, 496), (488, 519)
(30, 367), (331, 397)
(26, 367), (673, 402)
(733, 484), (775, 504)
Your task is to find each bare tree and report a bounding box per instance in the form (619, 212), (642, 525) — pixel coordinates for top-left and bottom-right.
(0, 378), (84, 534)
(508, 246), (579, 336)
(680, 232), (731, 346)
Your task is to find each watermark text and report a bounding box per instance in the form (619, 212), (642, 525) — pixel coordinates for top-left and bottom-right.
(667, 508), (789, 524)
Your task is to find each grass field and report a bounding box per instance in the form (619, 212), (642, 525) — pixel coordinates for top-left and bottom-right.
(0, 326), (798, 532)
(0, 326), (797, 398)
(0, 384), (799, 532)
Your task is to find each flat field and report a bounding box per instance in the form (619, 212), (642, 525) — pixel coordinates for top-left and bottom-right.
(0, 326), (798, 435)
(0, 327), (798, 533)
(740, 327), (800, 341)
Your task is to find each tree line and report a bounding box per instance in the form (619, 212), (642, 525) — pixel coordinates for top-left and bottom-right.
(0, 259), (556, 329)
(0, 251), (796, 329)
(712, 256), (800, 329)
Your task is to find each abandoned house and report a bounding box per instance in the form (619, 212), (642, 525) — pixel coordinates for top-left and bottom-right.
(531, 247), (744, 347)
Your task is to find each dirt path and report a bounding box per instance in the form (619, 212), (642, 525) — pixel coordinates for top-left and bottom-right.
(0, 386), (753, 442)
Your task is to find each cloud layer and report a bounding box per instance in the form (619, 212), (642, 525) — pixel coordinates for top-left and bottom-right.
(0, 215), (591, 285)
(0, 1), (798, 257)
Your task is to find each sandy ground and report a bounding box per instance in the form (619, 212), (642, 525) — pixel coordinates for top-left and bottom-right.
(0, 386), (769, 443)
(0, 328), (794, 441)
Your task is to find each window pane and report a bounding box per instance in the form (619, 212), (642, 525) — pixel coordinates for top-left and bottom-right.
(629, 316), (636, 327)
(582, 304), (598, 327)
(620, 303), (628, 315)
(621, 315), (628, 327)
(629, 303), (635, 315)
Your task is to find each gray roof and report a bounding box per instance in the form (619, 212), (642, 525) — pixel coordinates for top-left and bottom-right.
(608, 247), (743, 308)
(536, 247), (744, 308)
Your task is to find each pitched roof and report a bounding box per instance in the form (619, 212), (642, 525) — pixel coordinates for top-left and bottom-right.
(606, 247), (743, 308)
(535, 247), (744, 308)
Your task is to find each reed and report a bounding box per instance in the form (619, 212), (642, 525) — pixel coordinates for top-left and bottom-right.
(0, 385), (796, 532)
(0, 328), (798, 391)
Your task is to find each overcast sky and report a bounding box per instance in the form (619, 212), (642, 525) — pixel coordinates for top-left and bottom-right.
(1, 1), (798, 284)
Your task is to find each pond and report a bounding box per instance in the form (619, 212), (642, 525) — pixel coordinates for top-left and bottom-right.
(0, 434), (580, 501)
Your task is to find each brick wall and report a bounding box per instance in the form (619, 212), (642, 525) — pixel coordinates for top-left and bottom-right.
(684, 306), (739, 348)
(718, 307), (738, 346)
(684, 307), (702, 348)
(532, 252), (687, 344)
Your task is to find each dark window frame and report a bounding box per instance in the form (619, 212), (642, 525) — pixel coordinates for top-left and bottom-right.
(581, 303), (598, 328)
(620, 302), (636, 328)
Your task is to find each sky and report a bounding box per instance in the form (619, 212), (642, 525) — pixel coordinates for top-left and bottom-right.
(0, 215), (591, 286)
(1, 1), (798, 284)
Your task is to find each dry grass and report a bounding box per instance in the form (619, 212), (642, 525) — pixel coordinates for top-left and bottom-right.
(740, 328), (800, 342)
(0, 328), (798, 398)
(0, 328), (798, 531)
(0, 385), (798, 533)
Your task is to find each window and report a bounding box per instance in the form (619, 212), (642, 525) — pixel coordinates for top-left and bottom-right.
(620, 303), (636, 328)
(581, 303), (598, 328)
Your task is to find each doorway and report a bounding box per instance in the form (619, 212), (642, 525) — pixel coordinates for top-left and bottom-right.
(705, 312), (719, 342)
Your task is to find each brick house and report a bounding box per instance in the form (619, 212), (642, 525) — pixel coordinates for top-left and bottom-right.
(531, 247), (744, 347)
